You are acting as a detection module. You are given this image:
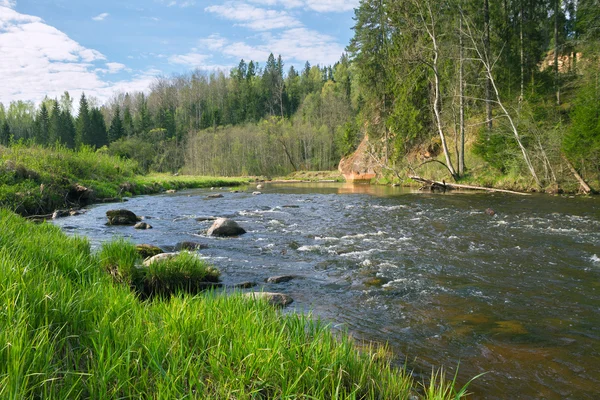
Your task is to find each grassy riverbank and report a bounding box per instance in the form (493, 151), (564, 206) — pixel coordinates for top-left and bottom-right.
(0, 145), (248, 216)
(0, 210), (474, 399)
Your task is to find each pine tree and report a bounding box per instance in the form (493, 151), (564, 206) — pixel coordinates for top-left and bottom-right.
(108, 107), (125, 142)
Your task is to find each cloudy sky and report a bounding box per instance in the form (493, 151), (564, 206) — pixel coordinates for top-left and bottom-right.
(0, 0), (358, 105)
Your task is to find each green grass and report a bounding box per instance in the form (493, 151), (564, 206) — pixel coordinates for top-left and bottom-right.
(99, 240), (220, 299)
(0, 145), (248, 215)
(0, 209), (475, 399)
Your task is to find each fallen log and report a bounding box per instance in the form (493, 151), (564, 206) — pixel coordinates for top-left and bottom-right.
(409, 176), (531, 196)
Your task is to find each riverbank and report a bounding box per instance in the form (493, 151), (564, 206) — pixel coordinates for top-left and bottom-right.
(0, 145), (248, 216)
(0, 209), (475, 399)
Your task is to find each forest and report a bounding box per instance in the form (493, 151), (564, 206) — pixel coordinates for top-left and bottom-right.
(1, 0), (599, 192)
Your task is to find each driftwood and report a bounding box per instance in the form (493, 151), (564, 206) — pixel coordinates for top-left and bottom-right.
(409, 176), (531, 196)
(561, 154), (593, 194)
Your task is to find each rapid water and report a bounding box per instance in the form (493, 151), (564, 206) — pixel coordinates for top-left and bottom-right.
(52, 183), (600, 399)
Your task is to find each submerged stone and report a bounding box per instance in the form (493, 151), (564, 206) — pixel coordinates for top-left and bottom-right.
(266, 275), (297, 284)
(134, 222), (152, 230)
(175, 241), (208, 251)
(234, 281), (258, 289)
(136, 244), (163, 259)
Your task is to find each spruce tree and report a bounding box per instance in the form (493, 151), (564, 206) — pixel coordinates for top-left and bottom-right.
(76, 93), (92, 146)
(89, 108), (108, 148)
(35, 103), (50, 145)
(108, 107), (125, 142)
(0, 119), (10, 146)
(60, 109), (76, 148)
(49, 100), (61, 145)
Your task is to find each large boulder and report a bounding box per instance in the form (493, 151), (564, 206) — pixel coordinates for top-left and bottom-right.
(106, 209), (139, 226)
(207, 218), (246, 237)
(244, 292), (293, 307)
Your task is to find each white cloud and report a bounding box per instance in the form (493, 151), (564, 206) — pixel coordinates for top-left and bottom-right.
(0, 1), (16, 9)
(249, 0), (358, 12)
(199, 34), (228, 51)
(105, 62), (127, 74)
(198, 27), (344, 66)
(205, 2), (302, 31)
(169, 51), (211, 66)
(158, 0), (196, 8)
(92, 13), (109, 21)
(0, 8), (156, 104)
(168, 49), (232, 71)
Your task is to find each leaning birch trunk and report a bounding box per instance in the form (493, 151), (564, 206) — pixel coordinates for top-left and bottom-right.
(458, 1), (465, 175)
(464, 16), (542, 189)
(422, 1), (457, 178)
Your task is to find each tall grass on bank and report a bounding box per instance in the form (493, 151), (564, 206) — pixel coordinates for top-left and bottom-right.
(0, 145), (248, 215)
(99, 240), (221, 299)
(0, 209), (474, 399)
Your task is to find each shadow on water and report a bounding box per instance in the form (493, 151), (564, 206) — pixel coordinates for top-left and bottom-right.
(53, 182), (600, 399)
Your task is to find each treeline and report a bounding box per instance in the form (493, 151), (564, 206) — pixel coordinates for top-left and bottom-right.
(0, 54), (356, 176)
(349, 0), (600, 190)
(1, 0), (599, 189)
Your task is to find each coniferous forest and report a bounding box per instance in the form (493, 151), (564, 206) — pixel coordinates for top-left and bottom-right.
(1, 0), (599, 192)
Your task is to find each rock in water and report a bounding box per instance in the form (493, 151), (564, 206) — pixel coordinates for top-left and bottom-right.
(143, 252), (180, 266)
(175, 241), (208, 251)
(136, 244), (163, 258)
(207, 218), (246, 237)
(235, 281), (258, 289)
(207, 194), (224, 199)
(252, 191), (262, 195)
(106, 209), (139, 225)
(244, 292), (293, 307)
(134, 222), (153, 230)
(266, 275), (297, 284)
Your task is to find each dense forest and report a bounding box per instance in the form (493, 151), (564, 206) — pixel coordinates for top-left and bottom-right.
(1, 0), (599, 191)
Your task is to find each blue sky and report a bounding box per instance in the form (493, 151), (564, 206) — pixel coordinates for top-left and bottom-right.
(0, 0), (358, 104)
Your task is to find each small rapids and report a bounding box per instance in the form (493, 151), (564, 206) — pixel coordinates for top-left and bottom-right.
(53, 183), (600, 399)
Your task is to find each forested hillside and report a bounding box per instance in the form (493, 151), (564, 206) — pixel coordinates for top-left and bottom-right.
(1, 0), (598, 191)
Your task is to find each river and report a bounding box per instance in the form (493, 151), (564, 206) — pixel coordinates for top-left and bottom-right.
(52, 182), (600, 399)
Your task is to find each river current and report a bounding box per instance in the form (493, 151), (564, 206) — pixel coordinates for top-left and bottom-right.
(52, 183), (600, 399)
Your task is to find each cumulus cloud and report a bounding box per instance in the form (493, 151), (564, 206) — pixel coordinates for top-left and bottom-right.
(159, 0), (196, 8)
(198, 28), (344, 66)
(205, 2), (302, 31)
(92, 13), (109, 21)
(0, 0), (16, 9)
(249, 0), (359, 12)
(0, 8), (155, 104)
(169, 51), (211, 66)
